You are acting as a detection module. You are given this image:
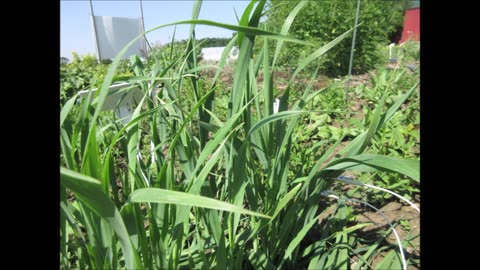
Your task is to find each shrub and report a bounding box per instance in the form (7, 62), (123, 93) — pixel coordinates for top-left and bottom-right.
(264, 0), (406, 77)
(60, 53), (135, 104)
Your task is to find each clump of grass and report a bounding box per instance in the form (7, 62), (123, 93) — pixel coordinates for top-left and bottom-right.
(60, 1), (419, 269)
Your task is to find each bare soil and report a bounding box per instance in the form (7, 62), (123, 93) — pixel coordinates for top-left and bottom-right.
(353, 201), (420, 269)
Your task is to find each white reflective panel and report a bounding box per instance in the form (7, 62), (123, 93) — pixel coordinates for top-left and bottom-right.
(78, 82), (144, 124)
(93, 16), (144, 60)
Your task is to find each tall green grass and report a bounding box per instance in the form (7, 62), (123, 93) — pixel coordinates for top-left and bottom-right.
(60, 1), (419, 269)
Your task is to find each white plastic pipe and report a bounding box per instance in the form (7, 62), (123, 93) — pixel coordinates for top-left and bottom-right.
(321, 191), (408, 270)
(335, 176), (419, 213)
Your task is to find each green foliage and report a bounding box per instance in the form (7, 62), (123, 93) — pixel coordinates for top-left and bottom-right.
(197, 37), (231, 48)
(60, 1), (419, 269)
(307, 81), (346, 113)
(396, 40), (421, 62)
(61, 57), (69, 65)
(60, 53), (102, 104)
(265, 0), (406, 76)
(60, 53), (135, 105)
(146, 37), (233, 69)
(347, 65), (420, 205)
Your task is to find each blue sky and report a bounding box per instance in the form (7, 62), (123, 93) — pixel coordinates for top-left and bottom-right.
(61, 0), (252, 59)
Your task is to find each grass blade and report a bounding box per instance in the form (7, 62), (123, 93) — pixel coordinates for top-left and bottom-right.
(279, 212), (323, 267)
(129, 188), (271, 219)
(270, 183), (302, 221)
(325, 154), (420, 182)
(247, 110), (308, 138)
(374, 250), (402, 270)
(290, 25), (359, 82)
(60, 167), (142, 269)
(60, 93), (79, 127)
(272, 0), (308, 69)
(237, 0), (258, 46)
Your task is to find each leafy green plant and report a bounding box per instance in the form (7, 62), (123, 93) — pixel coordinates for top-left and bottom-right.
(346, 61), (420, 206)
(307, 81), (346, 113)
(384, 40), (420, 62)
(398, 41), (420, 62)
(264, 0), (406, 76)
(60, 53), (135, 105)
(60, 1), (419, 269)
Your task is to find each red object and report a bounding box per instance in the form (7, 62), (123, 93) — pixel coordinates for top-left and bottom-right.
(400, 7), (420, 43)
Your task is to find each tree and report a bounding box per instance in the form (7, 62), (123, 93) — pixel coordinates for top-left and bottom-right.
(265, 0), (406, 76)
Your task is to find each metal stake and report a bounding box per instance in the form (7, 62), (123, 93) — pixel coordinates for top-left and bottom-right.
(88, 0), (102, 61)
(345, 0), (361, 105)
